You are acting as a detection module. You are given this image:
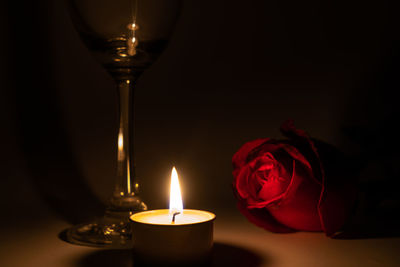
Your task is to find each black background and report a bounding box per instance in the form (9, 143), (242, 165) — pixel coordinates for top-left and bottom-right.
(1, 0), (399, 233)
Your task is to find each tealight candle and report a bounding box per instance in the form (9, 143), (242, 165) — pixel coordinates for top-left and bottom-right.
(130, 167), (216, 266)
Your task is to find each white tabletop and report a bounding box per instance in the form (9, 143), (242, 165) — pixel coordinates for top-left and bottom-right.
(1, 209), (399, 267)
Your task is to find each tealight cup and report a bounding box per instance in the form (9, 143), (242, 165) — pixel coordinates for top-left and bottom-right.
(130, 209), (215, 266)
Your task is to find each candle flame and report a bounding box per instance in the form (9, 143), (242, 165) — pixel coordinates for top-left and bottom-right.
(169, 167), (183, 214)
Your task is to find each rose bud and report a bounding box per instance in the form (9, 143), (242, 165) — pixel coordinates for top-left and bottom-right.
(232, 120), (357, 236)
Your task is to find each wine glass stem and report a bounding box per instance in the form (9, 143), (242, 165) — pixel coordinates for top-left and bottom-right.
(112, 79), (137, 204)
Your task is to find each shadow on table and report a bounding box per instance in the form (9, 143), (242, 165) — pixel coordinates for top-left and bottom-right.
(58, 229), (70, 244)
(75, 242), (264, 267)
(332, 182), (400, 240)
(210, 242), (264, 267)
(333, 219), (400, 240)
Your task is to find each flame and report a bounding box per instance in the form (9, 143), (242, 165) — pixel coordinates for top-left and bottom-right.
(169, 167), (183, 214)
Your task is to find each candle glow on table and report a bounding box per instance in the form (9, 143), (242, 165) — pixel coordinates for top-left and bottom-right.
(130, 167), (216, 265)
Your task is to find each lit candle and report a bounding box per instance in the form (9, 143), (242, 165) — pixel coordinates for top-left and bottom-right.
(130, 167), (216, 266)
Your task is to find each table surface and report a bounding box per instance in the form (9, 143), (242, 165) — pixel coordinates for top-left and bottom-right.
(1, 210), (400, 267)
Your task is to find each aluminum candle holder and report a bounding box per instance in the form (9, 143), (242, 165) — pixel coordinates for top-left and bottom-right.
(131, 209), (215, 266)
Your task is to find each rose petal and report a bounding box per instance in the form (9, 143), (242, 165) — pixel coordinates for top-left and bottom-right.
(239, 155), (298, 209)
(235, 165), (252, 199)
(248, 160), (299, 209)
(267, 161), (323, 231)
(232, 138), (270, 171)
(280, 119), (324, 185)
(280, 120), (327, 233)
(237, 201), (295, 233)
(314, 141), (358, 236)
(256, 142), (317, 187)
(238, 154), (289, 207)
(279, 143), (320, 186)
(248, 143), (281, 162)
(257, 163), (291, 203)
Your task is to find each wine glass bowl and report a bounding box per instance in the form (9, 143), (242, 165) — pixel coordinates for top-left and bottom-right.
(65, 0), (181, 248)
(68, 0), (180, 80)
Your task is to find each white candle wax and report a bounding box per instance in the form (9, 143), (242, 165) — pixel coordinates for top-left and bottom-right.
(132, 209), (215, 225)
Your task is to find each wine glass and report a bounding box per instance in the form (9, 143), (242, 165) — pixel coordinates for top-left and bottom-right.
(65, 0), (181, 248)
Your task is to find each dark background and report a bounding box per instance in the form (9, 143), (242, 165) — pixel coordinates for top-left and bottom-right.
(1, 0), (399, 233)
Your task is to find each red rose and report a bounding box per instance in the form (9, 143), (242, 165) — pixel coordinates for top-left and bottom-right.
(232, 120), (357, 236)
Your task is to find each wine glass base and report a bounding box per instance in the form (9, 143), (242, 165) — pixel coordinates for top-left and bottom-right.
(66, 210), (136, 249)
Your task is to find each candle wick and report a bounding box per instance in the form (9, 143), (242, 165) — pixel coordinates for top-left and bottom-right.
(172, 212), (181, 223)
